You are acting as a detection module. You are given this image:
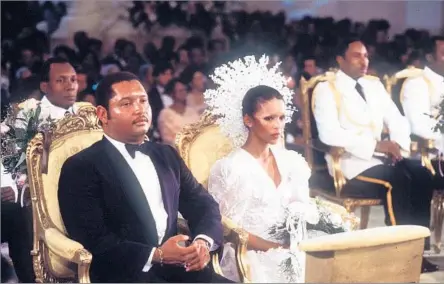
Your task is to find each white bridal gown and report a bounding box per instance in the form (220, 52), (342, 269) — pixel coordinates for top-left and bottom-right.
(208, 146), (313, 283)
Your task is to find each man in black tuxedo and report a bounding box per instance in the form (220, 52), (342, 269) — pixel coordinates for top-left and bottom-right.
(58, 72), (231, 283)
(148, 62), (174, 142)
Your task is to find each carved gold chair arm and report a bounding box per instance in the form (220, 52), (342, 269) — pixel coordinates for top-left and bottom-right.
(43, 227), (92, 283)
(306, 139), (347, 197)
(329, 146), (347, 196)
(412, 137), (438, 176)
(221, 216), (250, 283)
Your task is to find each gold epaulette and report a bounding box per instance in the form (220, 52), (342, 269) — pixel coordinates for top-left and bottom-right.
(307, 71), (336, 90)
(363, 75), (380, 81)
(398, 67), (433, 103)
(395, 66), (424, 81)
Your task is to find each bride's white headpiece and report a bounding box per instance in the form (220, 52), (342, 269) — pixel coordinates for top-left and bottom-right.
(204, 55), (295, 148)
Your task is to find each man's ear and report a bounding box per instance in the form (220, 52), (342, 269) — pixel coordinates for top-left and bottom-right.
(336, 55), (344, 67)
(40, 82), (48, 94)
(96, 105), (108, 126)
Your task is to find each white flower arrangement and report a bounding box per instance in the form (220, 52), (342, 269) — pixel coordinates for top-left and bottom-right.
(18, 98), (40, 111)
(1, 98), (56, 177)
(269, 197), (351, 282)
(268, 197), (351, 248)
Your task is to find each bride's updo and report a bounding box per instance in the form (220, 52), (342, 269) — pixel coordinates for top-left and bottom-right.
(242, 85), (284, 117)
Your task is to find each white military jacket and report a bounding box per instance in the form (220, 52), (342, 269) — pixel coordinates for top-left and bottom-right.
(313, 70), (411, 179)
(401, 66), (444, 153)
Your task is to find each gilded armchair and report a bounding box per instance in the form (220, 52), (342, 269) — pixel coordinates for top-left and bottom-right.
(175, 113), (251, 282)
(27, 104), (232, 283)
(26, 104), (101, 283)
(385, 66), (444, 253)
(175, 111), (359, 282)
(300, 72), (384, 230)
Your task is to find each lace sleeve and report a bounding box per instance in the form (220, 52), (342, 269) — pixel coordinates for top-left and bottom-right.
(208, 158), (250, 226)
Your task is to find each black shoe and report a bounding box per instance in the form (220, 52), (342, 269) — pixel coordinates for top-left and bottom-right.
(421, 258), (439, 273)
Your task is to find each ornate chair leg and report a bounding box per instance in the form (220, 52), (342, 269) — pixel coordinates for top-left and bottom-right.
(360, 206), (371, 230)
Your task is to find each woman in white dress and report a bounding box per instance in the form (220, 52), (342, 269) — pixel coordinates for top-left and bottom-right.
(205, 56), (350, 283)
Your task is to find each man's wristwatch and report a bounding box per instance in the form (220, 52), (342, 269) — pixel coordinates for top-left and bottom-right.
(195, 238), (211, 252)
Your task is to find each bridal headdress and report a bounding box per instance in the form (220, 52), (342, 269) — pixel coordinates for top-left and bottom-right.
(204, 55), (295, 148)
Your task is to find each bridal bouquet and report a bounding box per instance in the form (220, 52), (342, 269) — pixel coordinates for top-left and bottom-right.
(269, 198), (351, 247)
(1, 99), (56, 178)
(268, 198), (352, 282)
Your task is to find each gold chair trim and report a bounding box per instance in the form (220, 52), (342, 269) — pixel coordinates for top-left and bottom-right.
(26, 105), (99, 283)
(355, 175), (396, 226)
(175, 113), (251, 282)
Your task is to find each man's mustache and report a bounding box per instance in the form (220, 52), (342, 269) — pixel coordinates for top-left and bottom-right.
(132, 116), (150, 124)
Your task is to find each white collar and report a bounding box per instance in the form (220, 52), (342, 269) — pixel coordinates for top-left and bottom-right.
(104, 134), (128, 155)
(336, 70), (359, 88)
(156, 85), (165, 95)
(104, 134), (148, 159)
(41, 96), (74, 113)
(424, 66), (444, 84)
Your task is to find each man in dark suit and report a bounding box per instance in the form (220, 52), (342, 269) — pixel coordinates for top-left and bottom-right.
(148, 62), (174, 142)
(1, 201), (34, 283)
(58, 72), (230, 283)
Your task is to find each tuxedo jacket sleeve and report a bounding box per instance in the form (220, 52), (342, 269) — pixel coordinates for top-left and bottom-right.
(58, 154), (153, 277)
(163, 145), (224, 247)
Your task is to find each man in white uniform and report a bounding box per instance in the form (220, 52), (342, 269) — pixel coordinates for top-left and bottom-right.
(1, 57), (80, 282)
(400, 35), (444, 191)
(15, 57), (79, 129)
(312, 37), (437, 272)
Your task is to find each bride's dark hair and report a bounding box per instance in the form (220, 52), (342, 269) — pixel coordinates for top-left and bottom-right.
(242, 85), (284, 117)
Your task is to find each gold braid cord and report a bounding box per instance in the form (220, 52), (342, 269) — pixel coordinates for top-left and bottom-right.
(355, 176), (396, 225)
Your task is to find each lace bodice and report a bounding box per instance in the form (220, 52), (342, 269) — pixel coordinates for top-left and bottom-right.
(208, 146), (311, 242)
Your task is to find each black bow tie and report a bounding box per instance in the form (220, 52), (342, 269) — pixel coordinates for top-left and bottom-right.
(125, 143), (146, 159)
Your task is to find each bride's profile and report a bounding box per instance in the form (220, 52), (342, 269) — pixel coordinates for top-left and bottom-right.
(205, 56), (352, 283)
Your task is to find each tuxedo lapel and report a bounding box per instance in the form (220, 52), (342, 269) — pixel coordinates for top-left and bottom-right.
(144, 143), (175, 235)
(101, 139), (159, 245)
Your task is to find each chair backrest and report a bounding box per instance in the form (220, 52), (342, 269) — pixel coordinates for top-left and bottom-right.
(300, 225), (430, 283)
(27, 104), (103, 278)
(176, 111), (286, 187)
(176, 112), (233, 188)
(299, 70), (337, 170)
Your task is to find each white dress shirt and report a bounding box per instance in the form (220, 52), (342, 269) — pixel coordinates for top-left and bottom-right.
(104, 135), (215, 272)
(14, 96), (76, 130)
(157, 85), (173, 108)
(401, 66), (444, 152)
(39, 96), (75, 119)
(313, 70), (411, 179)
